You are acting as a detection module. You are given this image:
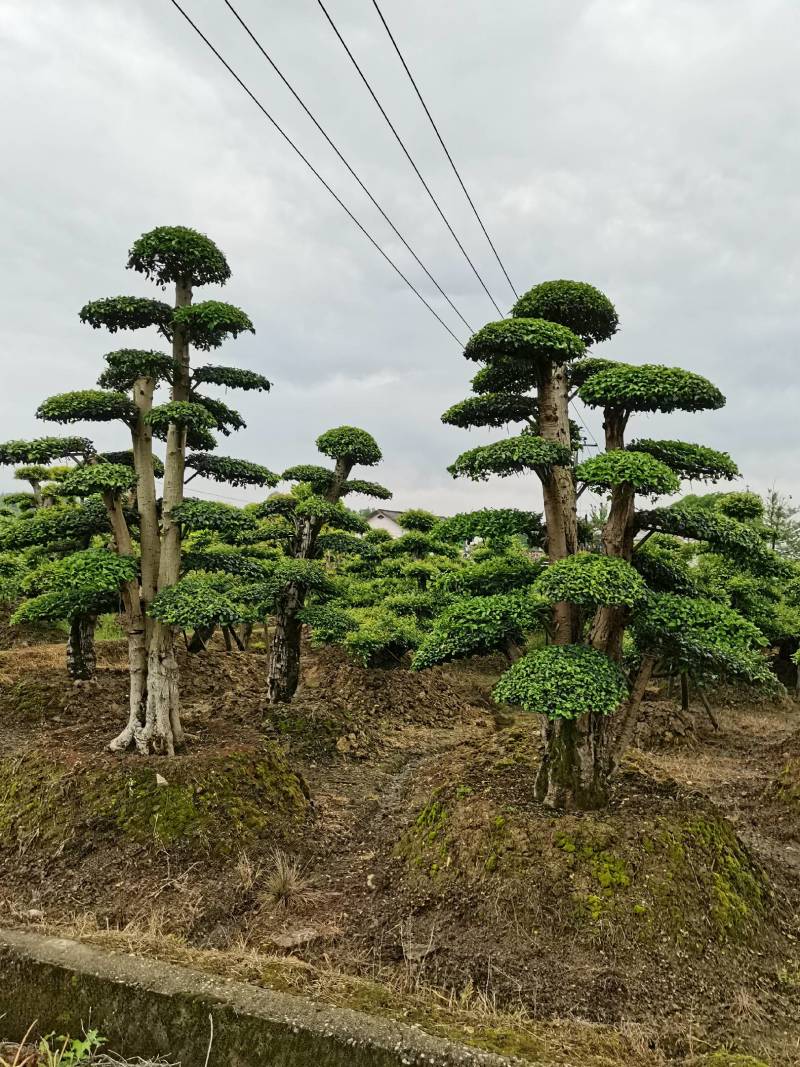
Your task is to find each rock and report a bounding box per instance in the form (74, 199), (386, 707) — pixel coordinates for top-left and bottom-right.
(155, 773), (168, 787)
(270, 926), (320, 950)
(26, 909), (44, 921)
(336, 736), (352, 754)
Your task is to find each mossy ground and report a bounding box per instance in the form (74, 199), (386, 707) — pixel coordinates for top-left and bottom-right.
(1, 642), (799, 1064)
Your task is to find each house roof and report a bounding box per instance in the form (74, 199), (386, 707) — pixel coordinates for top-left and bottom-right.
(367, 509), (404, 521)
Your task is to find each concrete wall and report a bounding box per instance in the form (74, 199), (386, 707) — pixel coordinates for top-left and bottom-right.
(0, 928), (523, 1067)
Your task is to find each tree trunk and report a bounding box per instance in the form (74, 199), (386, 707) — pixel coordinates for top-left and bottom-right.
(131, 375), (160, 646)
(66, 614), (97, 680)
(266, 588), (304, 704)
(535, 714), (611, 810)
(142, 278), (192, 754)
(537, 363), (579, 644)
(188, 624), (216, 653)
(681, 672), (690, 711)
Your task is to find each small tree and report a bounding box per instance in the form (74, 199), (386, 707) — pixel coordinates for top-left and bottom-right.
(260, 427), (385, 702)
(433, 279), (773, 809)
(34, 227), (275, 753)
(0, 436), (112, 677)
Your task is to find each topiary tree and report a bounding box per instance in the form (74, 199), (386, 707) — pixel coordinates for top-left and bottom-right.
(33, 227), (276, 754)
(430, 278), (765, 809)
(0, 436), (111, 677)
(259, 426), (386, 702)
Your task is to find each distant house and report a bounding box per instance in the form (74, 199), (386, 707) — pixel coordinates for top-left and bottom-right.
(365, 508), (406, 538)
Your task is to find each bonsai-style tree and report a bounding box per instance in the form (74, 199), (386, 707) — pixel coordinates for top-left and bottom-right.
(429, 279), (773, 809)
(33, 226), (276, 754)
(259, 427), (386, 702)
(0, 436), (114, 677)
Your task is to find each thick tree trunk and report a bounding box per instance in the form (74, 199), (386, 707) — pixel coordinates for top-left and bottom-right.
(535, 714), (611, 810)
(266, 590), (303, 704)
(66, 614), (97, 680)
(537, 364), (579, 644)
(141, 278), (192, 754)
(131, 375), (160, 646)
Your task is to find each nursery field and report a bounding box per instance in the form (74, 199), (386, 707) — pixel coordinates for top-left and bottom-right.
(1, 636), (799, 1066)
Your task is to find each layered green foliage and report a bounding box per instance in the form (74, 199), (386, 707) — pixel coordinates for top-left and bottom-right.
(171, 301), (254, 351)
(0, 437), (95, 465)
(411, 592), (548, 670)
(79, 296), (173, 334)
(149, 572), (250, 629)
(316, 426), (382, 466)
(448, 435), (572, 481)
(0, 497), (110, 549)
(185, 453), (278, 487)
(579, 364), (725, 414)
(464, 318), (585, 365)
(511, 280), (619, 345)
(127, 226), (231, 288)
(170, 498), (258, 538)
(13, 549), (138, 623)
(536, 553), (646, 608)
(441, 393), (537, 429)
(630, 593), (775, 689)
(192, 364), (271, 392)
(436, 508), (544, 546)
(97, 349), (175, 391)
(576, 451), (680, 496)
(436, 554), (543, 597)
(145, 400), (217, 433)
(36, 390), (136, 426)
(627, 439), (739, 482)
(493, 645), (629, 719)
(59, 463), (137, 497)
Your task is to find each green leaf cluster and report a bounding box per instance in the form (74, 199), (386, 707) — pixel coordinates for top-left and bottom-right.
(316, 426), (382, 467)
(576, 451), (680, 496)
(464, 318), (585, 366)
(97, 349), (175, 391)
(36, 390), (136, 426)
(79, 296), (173, 334)
(448, 435), (572, 481)
(170, 498), (258, 538)
(59, 463), (137, 498)
(628, 439), (739, 482)
(536, 553), (647, 607)
(441, 393), (537, 429)
(411, 592), (548, 670)
(192, 364), (271, 391)
(579, 364), (725, 414)
(511, 280), (619, 345)
(172, 301), (254, 350)
(185, 453), (278, 488)
(127, 226), (231, 288)
(493, 645), (628, 720)
(13, 549), (137, 623)
(0, 437), (95, 465)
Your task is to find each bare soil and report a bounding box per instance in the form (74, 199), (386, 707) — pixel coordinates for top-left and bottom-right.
(1, 638), (799, 1065)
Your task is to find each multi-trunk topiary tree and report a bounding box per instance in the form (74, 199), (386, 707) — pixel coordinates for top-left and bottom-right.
(257, 427), (386, 703)
(431, 279), (774, 810)
(31, 227), (276, 753)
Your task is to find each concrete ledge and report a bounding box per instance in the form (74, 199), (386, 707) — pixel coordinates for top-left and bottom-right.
(0, 928), (525, 1067)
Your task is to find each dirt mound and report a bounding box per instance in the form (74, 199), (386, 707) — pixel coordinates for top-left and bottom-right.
(265, 645), (492, 758)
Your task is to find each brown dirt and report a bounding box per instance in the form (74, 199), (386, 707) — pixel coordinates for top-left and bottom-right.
(1, 640), (800, 1064)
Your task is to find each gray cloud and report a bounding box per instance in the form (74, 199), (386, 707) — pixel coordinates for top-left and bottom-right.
(1, 0), (798, 515)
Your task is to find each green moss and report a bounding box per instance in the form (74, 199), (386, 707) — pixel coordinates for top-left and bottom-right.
(0, 746), (307, 856)
(0, 679), (62, 722)
(775, 760), (800, 805)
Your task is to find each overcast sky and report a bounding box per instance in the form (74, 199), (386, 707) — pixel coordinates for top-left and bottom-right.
(1, 0), (798, 517)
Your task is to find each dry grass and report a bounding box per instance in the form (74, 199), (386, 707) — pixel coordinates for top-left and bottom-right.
(263, 850), (317, 910)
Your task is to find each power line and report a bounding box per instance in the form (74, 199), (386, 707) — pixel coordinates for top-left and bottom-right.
(569, 398), (599, 450)
(220, 0), (473, 335)
(166, 0), (465, 346)
(369, 0), (519, 301)
(315, 0), (505, 319)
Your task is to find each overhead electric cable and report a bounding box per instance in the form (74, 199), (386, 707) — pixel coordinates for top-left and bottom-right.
(369, 0), (519, 301)
(166, 0), (464, 346)
(314, 0), (505, 318)
(220, 0), (473, 334)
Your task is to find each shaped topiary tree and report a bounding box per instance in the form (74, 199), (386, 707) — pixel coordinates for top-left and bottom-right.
(433, 279), (766, 809)
(32, 227), (276, 754)
(260, 426), (385, 702)
(0, 435), (111, 677)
